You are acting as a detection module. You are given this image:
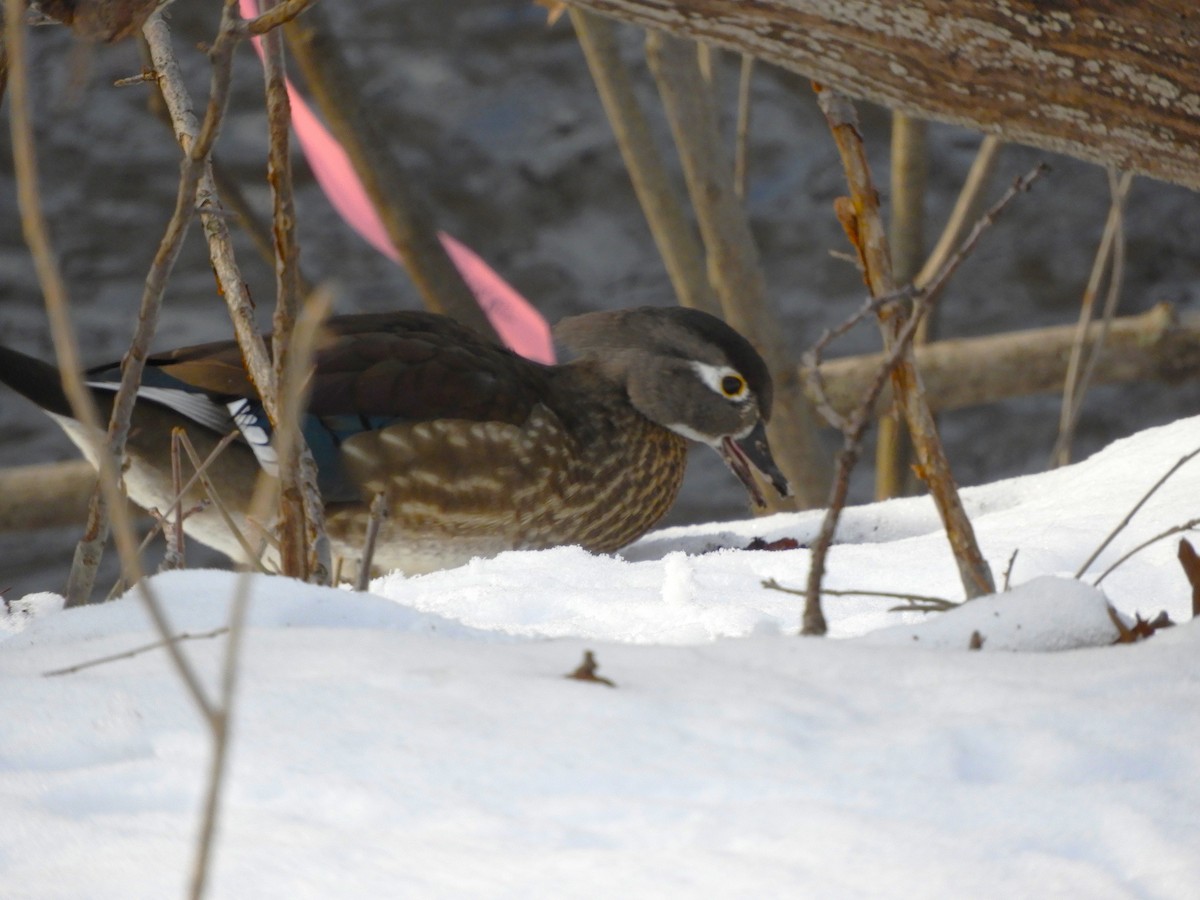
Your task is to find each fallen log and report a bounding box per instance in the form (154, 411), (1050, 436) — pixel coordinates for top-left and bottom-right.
(0, 459), (97, 532)
(808, 304), (1200, 417)
(561, 0), (1200, 190)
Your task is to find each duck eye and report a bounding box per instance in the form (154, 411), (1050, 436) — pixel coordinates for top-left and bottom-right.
(721, 374), (746, 398)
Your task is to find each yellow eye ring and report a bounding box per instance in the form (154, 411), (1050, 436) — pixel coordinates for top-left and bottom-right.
(721, 374), (746, 398)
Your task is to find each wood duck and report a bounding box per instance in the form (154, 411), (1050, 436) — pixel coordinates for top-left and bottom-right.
(0, 306), (790, 576)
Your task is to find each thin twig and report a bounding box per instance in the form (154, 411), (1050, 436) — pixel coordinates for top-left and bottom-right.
(763, 578), (958, 610)
(188, 571), (254, 900)
(1052, 168), (1134, 466)
(815, 85), (1002, 611)
(1093, 518), (1200, 587)
(1001, 548), (1019, 591)
(261, 0), (327, 582)
(568, 9), (720, 315)
(800, 163), (1047, 633)
(174, 431), (275, 571)
(44, 628), (230, 677)
(875, 111), (927, 500)
(356, 492), (388, 591)
(283, 4), (499, 339)
(914, 135), (1002, 293)
(145, 5), (279, 429)
(733, 54), (754, 199)
(804, 165), (1049, 430)
(238, 288), (335, 573)
(210, 159), (313, 295)
(148, 2), (333, 585)
(802, 285), (918, 431)
(1075, 445), (1200, 578)
(7, 0), (214, 721)
(242, 0), (320, 35)
(107, 430), (240, 599)
(164, 429), (187, 570)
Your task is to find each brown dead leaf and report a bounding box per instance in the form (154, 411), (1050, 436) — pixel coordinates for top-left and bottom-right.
(745, 536), (802, 552)
(1107, 604), (1174, 644)
(565, 650), (616, 687)
(32, 0), (160, 42)
(1177, 538), (1200, 618)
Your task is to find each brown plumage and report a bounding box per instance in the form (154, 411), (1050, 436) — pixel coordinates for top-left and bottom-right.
(0, 307), (790, 576)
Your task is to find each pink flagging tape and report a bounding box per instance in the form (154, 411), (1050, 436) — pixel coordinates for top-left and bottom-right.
(238, 0), (556, 363)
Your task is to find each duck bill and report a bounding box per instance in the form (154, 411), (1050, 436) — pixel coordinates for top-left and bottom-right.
(718, 422), (792, 509)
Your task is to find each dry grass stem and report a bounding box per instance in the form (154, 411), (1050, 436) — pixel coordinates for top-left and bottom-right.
(733, 54), (754, 199)
(188, 570), (255, 900)
(43, 627), (231, 678)
(915, 135), (1002, 292)
(1076, 445), (1200, 579)
(1052, 168), (1135, 466)
(763, 578), (958, 612)
(172, 432), (274, 573)
(6, 0), (214, 720)
(356, 492), (389, 591)
(242, 0), (320, 35)
(875, 111), (927, 500)
(1001, 548), (1019, 591)
(569, 10), (720, 315)
(283, 4), (498, 339)
(1092, 517), (1200, 587)
(261, 0), (328, 581)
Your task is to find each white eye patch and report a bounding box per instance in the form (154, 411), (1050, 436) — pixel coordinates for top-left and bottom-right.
(689, 361), (750, 401)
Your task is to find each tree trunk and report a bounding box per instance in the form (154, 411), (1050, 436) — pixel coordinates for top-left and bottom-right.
(560, 0), (1200, 190)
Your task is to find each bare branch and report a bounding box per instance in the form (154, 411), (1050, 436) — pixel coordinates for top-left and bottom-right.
(763, 578), (958, 611)
(44, 628), (230, 678)
(733, 53), (753, 200)
(1052, 169), (1135, 466)
(6, 0), (214, 721)
(568, 9), (721, 316)
(1093, 518), (1200, 587)
(283, 4), (499, 339)
(1076, 445), (1200, 579)
(800, 162), (1047, 633)
(356, 492), (388, 591)
(260, 0), (329, 581)
(242, 0), (320, 35)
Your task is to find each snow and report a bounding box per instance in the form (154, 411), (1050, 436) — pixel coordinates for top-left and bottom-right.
(2, 416), (1199, 898)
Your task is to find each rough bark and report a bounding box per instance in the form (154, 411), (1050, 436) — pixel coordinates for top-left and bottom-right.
(560, 0), (1200, 190)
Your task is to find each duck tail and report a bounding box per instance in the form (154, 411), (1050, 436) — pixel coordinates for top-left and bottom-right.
(0, 345), (76, 418)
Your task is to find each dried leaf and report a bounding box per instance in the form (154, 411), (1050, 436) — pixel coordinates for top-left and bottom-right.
(533, 0), (567, 26)
(1178, 538), (1200, 618)
(565, 650), (616, 687)
(968, 630), (984, 650)
(745, 536), (802, 552)
(31, 0), (160, 42)
(1107, 604), (1174, 644)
